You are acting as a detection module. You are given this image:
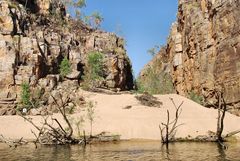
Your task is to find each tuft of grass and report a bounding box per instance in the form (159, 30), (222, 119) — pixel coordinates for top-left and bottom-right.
(188, 91), (204, 105)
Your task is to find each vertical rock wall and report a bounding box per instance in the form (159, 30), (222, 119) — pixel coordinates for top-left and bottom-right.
(140, 0), (240, 114)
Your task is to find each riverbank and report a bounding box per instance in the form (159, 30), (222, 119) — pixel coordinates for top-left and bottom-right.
(0, 92), (240, 141)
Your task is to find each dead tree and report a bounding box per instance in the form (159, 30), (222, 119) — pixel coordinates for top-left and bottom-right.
(207, 86), (240, 146)
(21, 93), (77, 146)
(215, 88), (240, 143)
(159, 98), (183, 144)
(215, 90), (226, 142)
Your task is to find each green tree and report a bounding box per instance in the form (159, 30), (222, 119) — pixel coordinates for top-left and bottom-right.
(84, 12), (104, 29)
(62, 0), (86, 10)
(137, 68), (174, 95)
(87, 51), (104, 80)
(82, 52), (104, 90)
(82, 14), (90, 25)
(62, 0), (86, 18)
(91, 12), (103, 29)
(147, 45), (160, 57)
(60, 57), (71, 77)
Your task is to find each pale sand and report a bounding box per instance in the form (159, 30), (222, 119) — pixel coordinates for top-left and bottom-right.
(0, 92), (240, 141)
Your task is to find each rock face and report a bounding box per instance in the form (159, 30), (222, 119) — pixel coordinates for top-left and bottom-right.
(0, 0), (133, 114)
(140, 0), (240, 114)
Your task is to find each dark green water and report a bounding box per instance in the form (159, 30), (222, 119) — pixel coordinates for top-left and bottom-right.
(0, 141), (240, 161)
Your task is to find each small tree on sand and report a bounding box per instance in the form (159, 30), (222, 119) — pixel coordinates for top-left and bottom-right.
(86, 101), (96, 137)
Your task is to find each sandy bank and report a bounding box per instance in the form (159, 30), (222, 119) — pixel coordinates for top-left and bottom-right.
(0, 93), (240, 141)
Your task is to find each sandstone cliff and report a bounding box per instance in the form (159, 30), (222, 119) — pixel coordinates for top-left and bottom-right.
(0, 0), (133, 115)
(140, 0), (240, 114)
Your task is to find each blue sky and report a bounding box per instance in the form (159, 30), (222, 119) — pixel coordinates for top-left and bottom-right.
(75, 0), (178, 77)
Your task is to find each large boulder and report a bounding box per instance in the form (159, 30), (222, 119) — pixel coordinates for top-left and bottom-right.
(0, 36), (16, 88)
(0, 1), (14, 34)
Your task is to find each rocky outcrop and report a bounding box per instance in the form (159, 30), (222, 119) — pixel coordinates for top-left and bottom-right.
(140, 0), (240, 114)
(0, 0), (133, 115)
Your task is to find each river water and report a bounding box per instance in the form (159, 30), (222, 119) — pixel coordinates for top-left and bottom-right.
(0, 141), (240, 161)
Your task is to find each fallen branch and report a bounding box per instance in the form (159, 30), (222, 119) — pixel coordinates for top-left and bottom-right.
(135, 92), (163, 108)
(224, 130), (240, 138)
(0, 134), (28, 148)
(19, 92), (76, 145)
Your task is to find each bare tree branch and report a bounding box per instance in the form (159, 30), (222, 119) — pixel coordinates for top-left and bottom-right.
(159, 98), (183, 144)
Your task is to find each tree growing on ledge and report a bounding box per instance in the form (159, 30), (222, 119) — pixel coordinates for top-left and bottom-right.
(87, 52), (104, 80)
(83, 11), (104, 29)
(147, 45), (160, 57)
(60, 57), (71, 77)
(82, 51), (104, 90)
(62, 0), (86, 17)
(20, 82), (31, 110)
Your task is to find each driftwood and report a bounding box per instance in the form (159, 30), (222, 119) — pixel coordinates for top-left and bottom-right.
(135, 92), (163, 107)
(90, 87), (121, 95)
(159, 98), (183, 144)
(0, 134), (28, 148)
(170, 129), (240, 143)
(89, 132), (120, 143)
(20, 93), (78, 147)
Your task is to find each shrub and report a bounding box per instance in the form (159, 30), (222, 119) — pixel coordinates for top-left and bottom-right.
(82, 52), (104, 90)
(136, 67), (174, 95)
(86, 101), (96, 137)
(18, 83), (45, 112)
(188, 91), (204, 105)
(20, 82), (31, 110)
(75, 116), (85, 138)
(60, 57), (71, 77)
(87, 51), (104, 79)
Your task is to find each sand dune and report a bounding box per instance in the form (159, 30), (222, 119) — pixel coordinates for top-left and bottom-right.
(0, 92), (240, 141)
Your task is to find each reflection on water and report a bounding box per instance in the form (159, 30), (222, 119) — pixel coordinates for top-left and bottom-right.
(0, 141), (240, 161)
